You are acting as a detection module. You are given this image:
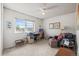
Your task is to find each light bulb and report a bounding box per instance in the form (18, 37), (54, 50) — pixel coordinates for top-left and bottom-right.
(42, 12), (45, 15)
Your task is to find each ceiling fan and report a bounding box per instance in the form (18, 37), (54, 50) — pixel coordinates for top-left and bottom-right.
(40, 3), (58, 15)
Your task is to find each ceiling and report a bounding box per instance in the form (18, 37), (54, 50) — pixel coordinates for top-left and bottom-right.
(3, 3), (76, 19)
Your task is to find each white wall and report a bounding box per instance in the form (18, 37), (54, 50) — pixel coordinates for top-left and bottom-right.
(3, 8), (42, 48)
(43, 13), (76, 37)
(0, 3), (3, 55)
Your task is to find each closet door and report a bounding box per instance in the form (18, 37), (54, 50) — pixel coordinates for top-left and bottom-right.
(77, 4), (79, 29)
(76, 4), (79, 56)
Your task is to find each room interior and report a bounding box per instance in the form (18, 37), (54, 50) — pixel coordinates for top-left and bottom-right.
(0, 3), (79, 56)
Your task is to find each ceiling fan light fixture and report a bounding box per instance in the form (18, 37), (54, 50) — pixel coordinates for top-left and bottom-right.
(40, 8), (45, 12)
(42, 12), (45, 15)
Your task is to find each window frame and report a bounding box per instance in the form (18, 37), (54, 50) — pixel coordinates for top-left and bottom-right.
(15, 18), (35, 33)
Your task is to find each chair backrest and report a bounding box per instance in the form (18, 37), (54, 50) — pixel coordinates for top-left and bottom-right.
(28, 33), (34, 39)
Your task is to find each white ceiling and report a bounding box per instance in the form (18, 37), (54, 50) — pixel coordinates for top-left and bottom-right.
(3, 3), (76, 19)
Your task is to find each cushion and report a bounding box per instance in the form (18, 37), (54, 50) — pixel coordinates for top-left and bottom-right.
(57, 34), (63, 40)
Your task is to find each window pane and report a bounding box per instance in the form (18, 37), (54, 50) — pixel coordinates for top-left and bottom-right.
(26, 21), (34, 32)
(15, 18), (35, 33)
(26, 21), (34, 28)
(16, 18), (25, 32)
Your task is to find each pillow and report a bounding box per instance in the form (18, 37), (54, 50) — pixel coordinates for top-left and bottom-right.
(57, 34), (63, 40)
(54, 36), (58, 39)
(64, 33), (73, 39)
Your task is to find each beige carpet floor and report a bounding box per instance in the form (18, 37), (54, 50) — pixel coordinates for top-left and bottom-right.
(3, 39), (59, 56)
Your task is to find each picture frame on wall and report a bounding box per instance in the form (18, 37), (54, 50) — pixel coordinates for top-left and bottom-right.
(49, 22), (60, 29)
(53, 22), (60, 29)
(7, 21), (12, 29)
(49, 23), (54, 29)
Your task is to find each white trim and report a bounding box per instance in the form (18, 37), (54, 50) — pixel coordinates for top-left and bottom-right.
(0, 3), (3, 56)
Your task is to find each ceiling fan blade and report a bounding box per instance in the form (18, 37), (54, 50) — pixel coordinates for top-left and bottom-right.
(44, 5), (58, 10)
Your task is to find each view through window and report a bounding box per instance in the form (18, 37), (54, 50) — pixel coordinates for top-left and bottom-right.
(16, 18), (35, 33)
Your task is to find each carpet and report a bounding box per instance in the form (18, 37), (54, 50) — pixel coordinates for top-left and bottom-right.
(3, 39), (59, 56)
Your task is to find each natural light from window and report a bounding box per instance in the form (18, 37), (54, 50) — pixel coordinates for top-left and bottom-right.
(15, 18), (35, 33)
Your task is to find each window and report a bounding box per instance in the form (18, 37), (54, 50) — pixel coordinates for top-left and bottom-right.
(15, 18), (35, 33)
(16, 18), (25, 33)
(25, 21), (35, 33)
